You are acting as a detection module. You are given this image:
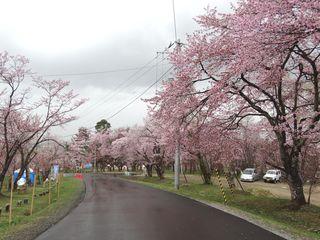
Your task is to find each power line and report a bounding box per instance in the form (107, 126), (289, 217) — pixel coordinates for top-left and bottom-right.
(95, 47), (175, 116)
(105, 66), (173, 121)
(77, 55), (160, 115)
(60, 66), (173, 139)
(58, 42), (177, 139)
(90, 59), (166, 112)
(79, 59), (165, 118)
(35, 65), (158, 78)
(90, 59), (168, 117)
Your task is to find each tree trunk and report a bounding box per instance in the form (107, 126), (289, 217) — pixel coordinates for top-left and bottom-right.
(0, 173), (6, 193)
(14, 163), (27, 189)
(182, 168), (188, 183)
(145, 164), (153, 177)
(279, 141), (306, 208)
(235, 173), (245, 192)
(286, 169), (306, 207)
(44, 169), (50, 181)
(154, 155), (165, 180)
(0, 162), (11, 193)
(307, 180), (315, 205)
(225, 170), (236, 190)
(155, 164), (164, 179)
(131, 164), (136, 172)
(197, 153), (212, 184)
(26, 167), (30, 185)
(190, 161), (196, 174)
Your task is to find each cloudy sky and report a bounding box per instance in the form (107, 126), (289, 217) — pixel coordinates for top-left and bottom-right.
(0, 0), (235, 138)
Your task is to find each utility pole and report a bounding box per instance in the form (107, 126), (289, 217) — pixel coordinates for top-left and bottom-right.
(172, 0), (181, 190)
(172, 0), (178, 43)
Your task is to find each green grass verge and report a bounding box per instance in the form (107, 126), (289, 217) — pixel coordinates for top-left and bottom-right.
(124, 175), (320, 240)
(0, 176), (84, 239)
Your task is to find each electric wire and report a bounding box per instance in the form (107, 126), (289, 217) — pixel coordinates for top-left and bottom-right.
(84, 58), (167, 116)
(59, 42), (177, 139)
(104, 66), (173, 120)
(60, 66), (173, 139)
(32, 65), (157, 78)
(77, 55), (160, 115)
(93, 60), (168, 117)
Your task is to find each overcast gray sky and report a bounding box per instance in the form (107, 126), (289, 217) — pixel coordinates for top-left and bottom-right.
(0, 0), (235, 138)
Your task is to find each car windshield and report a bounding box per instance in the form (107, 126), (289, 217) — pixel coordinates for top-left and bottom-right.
(243, 169), (253, 174)
(266, 170), (276, 175)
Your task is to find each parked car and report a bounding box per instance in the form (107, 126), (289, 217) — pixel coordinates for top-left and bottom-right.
(263, 169), (282, 183)
(240, 168), (260, 182)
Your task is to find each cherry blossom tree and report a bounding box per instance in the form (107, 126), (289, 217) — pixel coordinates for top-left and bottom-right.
(0, 52), (85, 192)
(13, 136), (66, 188)
(32, 140), (67, 181)
(162, 0), (320, 207)
(107, 124), (173, 179)
(89, 130), (115, 172)
(69, 127), (92, 170)
(69, 127), (129, 172)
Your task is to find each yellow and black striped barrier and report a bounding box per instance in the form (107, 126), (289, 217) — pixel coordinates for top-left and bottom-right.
(224, 170), (235, 196)
(215, 169), (228, 205)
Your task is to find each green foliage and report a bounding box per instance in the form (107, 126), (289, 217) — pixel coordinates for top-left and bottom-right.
(95, 119), (111, 132)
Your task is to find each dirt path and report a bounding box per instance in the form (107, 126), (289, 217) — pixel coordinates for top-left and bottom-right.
(177, 174), (320, 206)
(240, 181), (320, 206)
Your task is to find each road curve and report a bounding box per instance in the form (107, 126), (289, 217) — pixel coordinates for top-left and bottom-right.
(36, 174), (285, 240)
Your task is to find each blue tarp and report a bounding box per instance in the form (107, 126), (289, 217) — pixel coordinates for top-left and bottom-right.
(13, 169), (35, 184)
(84, 163), (93, 169)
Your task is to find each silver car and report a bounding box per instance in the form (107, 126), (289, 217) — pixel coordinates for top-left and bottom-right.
(240, 168), (260, 182)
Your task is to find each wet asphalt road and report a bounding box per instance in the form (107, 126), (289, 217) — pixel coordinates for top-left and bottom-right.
(36, 174), (285, 240)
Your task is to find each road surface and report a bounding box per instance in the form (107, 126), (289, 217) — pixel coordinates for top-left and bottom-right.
(36, 174), (285, 240)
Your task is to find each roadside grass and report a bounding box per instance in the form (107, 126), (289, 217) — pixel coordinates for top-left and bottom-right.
(0, 176), (84, 239)
(124, 174), (320, 240)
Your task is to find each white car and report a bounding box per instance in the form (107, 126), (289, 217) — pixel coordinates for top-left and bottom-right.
(263, 169), (282, 183)
(240, 168), (260, 182)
